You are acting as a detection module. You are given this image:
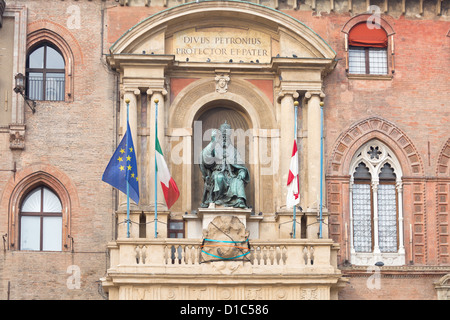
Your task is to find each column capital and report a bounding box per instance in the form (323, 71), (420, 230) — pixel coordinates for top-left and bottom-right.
(277, 90), (299, 103)
(146, 88), (168, 99)
(121, 88), (141, 98)
(304, 90), (325, 101)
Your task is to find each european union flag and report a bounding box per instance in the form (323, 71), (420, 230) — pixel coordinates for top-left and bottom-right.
(102, 121), (139, 204)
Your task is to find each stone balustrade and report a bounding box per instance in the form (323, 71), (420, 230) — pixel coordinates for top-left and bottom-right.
(106, 238), (339, 272)
(102, 237), (344, 299)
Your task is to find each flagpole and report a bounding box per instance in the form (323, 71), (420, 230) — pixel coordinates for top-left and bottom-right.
(125, 98), (131, 238)
(293, 100), (299, 239)
(154, 98), (159, 239)
(319, 100), (324, 239)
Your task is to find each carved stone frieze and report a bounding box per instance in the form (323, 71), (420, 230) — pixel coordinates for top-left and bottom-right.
(300, 288), (319, 300)
(120, 284), (326, 300)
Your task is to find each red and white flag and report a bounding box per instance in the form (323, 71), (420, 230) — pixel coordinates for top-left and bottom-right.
(286, 140), (300, 208)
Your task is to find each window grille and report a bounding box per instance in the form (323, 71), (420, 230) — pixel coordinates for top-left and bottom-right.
(26, 44), (65, 101)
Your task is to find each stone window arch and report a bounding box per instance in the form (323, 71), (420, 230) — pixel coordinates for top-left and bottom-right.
(349, 139), (405, 266)
(342, 14), (395, 76)
(26, 23), (81, 102)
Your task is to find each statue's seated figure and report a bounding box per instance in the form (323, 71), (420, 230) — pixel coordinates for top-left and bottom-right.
(200, 122), (249, 209)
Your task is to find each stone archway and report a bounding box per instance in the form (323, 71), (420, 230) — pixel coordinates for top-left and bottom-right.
(192, 101), (255, 211)
(2, 163), (79, 251)
(328, 117), (424, 177)
(437, 138), (450, 177)
(327, 117), (424, 264)
(168, 77), (275, 130)
(168, 77), (275, 213)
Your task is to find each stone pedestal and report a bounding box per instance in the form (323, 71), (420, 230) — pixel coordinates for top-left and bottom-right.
(116, 210), (170, 239)
(198, 206), (252, 229)
(183, 206), (265, 239)
(276, 209), (330, 239)
(276, 210), (301, 239)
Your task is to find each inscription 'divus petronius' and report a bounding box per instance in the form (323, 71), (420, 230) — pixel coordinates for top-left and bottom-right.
(173, 28), (272, 63)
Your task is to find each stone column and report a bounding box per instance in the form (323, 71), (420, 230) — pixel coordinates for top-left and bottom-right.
(119, 88), (140, 209)
(349, 182), (355, 256)
(147, 88), (168, 210)
(305, 91), (325, 210)
(278, 90), (299, 210)
(397, 181), (405, 255)
(372, 181), (381, 255)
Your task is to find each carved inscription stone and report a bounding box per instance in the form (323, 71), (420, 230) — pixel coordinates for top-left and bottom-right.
(173, 27), (271, 63)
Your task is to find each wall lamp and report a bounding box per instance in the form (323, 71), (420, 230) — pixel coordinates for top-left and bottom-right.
(13, 73), (36, 113)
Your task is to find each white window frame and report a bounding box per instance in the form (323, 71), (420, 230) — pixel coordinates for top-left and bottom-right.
(19, 186), (63, 251)
(349, 140), (405, 266)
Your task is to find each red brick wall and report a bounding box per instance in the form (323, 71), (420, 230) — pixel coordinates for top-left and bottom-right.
(339, 271), (444, 300)
(315, 11), (450, 268)
(0, 0), (116, 299)
(291, 9), (450, 300)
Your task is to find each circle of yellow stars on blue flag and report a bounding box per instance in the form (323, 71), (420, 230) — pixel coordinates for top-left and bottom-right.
(102, 121), (140, 204)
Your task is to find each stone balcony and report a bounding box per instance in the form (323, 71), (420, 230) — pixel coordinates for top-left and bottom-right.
(101, 236), (345, 300)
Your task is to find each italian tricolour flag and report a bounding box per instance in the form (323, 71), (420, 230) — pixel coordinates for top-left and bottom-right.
(286, 140), (300, 208)
(155, 136), (180, 209)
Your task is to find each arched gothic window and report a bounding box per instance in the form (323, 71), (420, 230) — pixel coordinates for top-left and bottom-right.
(26, 43), (65, 101)
(349, 140), (405, 266)
(19, 186), (63, 251)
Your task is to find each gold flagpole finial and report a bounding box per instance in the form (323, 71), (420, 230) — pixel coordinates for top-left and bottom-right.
(125, 98), (130, 104)
(154, 99), (159, 104)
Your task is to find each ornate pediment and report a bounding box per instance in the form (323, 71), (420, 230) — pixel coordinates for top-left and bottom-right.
(109, 2), (336, 64)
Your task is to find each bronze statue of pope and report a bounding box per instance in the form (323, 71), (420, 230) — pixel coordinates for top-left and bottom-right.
(199, 122), (249, 208)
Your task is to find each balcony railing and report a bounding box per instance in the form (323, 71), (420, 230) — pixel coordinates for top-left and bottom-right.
(28, 76), (65, 101)
(107, 238), (340, 274)
(102, 212), (343, 299)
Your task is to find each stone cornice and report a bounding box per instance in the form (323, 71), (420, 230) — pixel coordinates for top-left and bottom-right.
(341, 265), (450, 277)
(107, 54), (175, 71)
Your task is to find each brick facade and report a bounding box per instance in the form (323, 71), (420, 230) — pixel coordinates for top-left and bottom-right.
(0, 0), (116, 299)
